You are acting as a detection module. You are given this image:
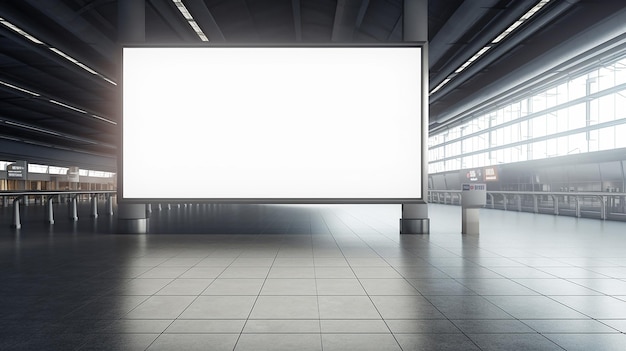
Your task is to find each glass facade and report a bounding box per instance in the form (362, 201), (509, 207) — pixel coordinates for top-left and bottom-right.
(429, 55), (626, 174)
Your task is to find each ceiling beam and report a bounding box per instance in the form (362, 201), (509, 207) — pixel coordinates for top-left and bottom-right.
(20, 0), (117, 67)
(331, 0), (368, 42)
(183, 0), (226, 41)
(0, 137), (116, 172)
(147, 0), (199, 41)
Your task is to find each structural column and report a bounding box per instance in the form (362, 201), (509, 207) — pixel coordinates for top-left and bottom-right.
(400, 0), (430, 234)
(117, 0), (148, 234)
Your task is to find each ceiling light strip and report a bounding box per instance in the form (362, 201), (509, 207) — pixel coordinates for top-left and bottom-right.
(430, 0), (552, 95)
(0, 17), (117, 85)
(0, 78), (117, 125)
(0, 79), (40, 96)
(49, 99), (87, 114)
(172, 0), (209, 41)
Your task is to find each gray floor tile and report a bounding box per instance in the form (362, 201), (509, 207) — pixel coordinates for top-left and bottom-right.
(235, 334), (321, 351)
(371, 296), (445, 319)
(457, 278), (538, 295)
(522, 319), (618, 333)
(316, 279), (366, 295)
(550, 295), (626, 319)
(394, 266), (450, 279)
(598, 319), (626, 332)
(567, 278), (626, 295)
(314, 267), (356, 278)
(359, 278), (420, 295)
(314, 258), (349, 267)
(165, 320), (245, 333)
(79, 333), (159, 351)
(179, 267), (226, 279)
(452, 319), (534, 334)
(352, 266), (403, 278)
(322, 334), (401, 351)
(202, 279), (265, 295)
(268, 266), (315, 278)
(485, 295), (588, 319)
(273, 257), (315, 266)
(468, 333), (563, 351)
(513, 278), (603, 295)
(260, 278), (317, 295)
(231, 257), (275, 267)
(138, 267), (189, 279)
(488, 267), (556, 279)
(102, 320), (172, 334)
(320, 319), (389, 333)
(156, 278), (213, 295)
(395, 334), (480, 351)
(250, 296), (319, 319)
(125, 296), (195, 319)
(243, 320), (320, 333)
(544, 333), (626, 351)
(386, 319), (462, 334)
(148, 334), (238, 351)
(113, 278), (173, 295)
(318, 296), (381, 319)
(427, 296), (511, 320)
(219, 266), (271, 278)
(179, 296), (256, 319)
(408, 279), (476, 296)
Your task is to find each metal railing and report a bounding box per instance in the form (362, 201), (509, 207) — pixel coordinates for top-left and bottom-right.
(1, 190), (116, 229)
(428, 190), (626, 220)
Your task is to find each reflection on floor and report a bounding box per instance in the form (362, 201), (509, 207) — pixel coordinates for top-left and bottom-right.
(1, 203), (626, 350)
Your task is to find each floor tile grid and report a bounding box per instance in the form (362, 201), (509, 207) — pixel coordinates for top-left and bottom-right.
(324, 207), (607, 350)
(430, 255), (626, 343)
(315, 211), (414, 350)
(318, 209), (486, 351)
(120, 239), (272, 351)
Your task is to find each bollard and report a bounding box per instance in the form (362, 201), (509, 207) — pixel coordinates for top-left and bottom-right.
(11, 197), (21, 229)
(69, 196), (78, 221)
(46, 197), (55, 224)
(91, 194), (98, 218)
(105, 194), (114, 216)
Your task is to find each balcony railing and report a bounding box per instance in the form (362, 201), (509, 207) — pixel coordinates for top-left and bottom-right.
(428, 190), (626, 220)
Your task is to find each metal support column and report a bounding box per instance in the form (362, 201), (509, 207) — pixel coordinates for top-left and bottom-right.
(117, 0), (148, 234)
(400, 0), (429, 234)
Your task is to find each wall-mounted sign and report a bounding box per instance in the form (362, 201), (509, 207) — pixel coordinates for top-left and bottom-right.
(464, 168), (482, 182)
(7, 161), (27, 180)
(67, 166), (80, 182)
(483, 166), (498, 181)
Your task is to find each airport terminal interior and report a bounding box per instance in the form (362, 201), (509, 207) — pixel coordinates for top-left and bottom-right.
(2, 0), (626, 350)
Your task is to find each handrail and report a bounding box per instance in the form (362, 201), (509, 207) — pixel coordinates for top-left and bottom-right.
(0, 190), (116, 196)
(428, 189), (626, 221)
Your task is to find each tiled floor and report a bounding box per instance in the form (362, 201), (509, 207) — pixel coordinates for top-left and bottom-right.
(1, 203), (626, 350)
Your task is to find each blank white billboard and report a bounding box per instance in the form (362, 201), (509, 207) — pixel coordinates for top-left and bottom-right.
(122, 46), (422, 202)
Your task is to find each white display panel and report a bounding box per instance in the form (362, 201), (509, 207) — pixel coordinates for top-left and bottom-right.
(122, 46), (422, 201)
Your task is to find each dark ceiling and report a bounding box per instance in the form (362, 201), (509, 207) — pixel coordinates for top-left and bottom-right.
(0, 0), (625, 172)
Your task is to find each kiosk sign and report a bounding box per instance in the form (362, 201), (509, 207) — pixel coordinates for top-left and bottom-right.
(461, 183), (486, 207)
